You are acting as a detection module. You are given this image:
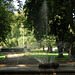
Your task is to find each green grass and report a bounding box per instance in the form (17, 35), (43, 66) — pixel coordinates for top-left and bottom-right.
(30, 49), (47, 52)
(24, 51), (68, 62)
(0, 52), (5, 62)
(0, 49), (68, 63)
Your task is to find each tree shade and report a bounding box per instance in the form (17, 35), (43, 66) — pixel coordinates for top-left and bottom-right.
(0, 0), (14, 42)
(23, 0), (75, 57)
(24, 0), (75, 41)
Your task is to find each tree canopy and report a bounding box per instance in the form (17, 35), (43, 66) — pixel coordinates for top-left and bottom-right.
(0, 0), (14, 42)
(23, 0), (75, 57)
(23, 0), (49, 40)
(23, 0), (75, 42)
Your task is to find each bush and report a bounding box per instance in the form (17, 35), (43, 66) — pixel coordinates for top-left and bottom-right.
(18, 36), (28, 46)
(1, 48), (24, 52)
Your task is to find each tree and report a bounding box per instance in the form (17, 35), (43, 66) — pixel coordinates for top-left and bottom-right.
(48, 0), (75, 57)
(2, 11), (25, 47)
(23, 0), (75, 57)
(23, 0), (47, 40)
(0, 0), (14, 42)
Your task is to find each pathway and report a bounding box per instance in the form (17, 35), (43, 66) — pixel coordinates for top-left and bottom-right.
(0, 52), (40, 65)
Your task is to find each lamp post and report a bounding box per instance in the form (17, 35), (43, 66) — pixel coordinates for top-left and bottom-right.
(21, 25), (24, 47)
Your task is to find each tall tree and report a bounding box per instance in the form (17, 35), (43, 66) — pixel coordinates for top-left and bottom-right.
(0, 0), (14, 42)
(23, 0), (47, 40)
(23, 0), (75, 57)
(48, 0), (75, 57)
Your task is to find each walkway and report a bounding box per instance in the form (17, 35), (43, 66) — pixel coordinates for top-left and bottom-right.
(0, 52), (40, 65)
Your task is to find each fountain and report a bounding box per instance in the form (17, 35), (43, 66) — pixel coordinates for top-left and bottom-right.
(34, 55), (59, 69)
(0, 0), (75, 75)
(36, 0), (59, 69)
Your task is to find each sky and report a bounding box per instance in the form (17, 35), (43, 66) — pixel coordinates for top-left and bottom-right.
(13, 0), (75, 17)
(13, 0), (26, 9)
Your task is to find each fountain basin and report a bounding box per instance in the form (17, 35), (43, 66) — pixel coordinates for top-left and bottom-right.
(0, 65), (75, 75)
(38, 63), (59, 69)
(0, 63), (75, 75)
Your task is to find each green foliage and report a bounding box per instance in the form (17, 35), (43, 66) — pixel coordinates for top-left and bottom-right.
(24, 0), (75, 43)
(0, 9), (12, 42)
(24, 0), (48, 40)
(24, 52), (68, 61)
(11, 24), (20, 38)
(0, 0), (14, 42)
(23, 0), (75, 57)
(1, 38), (18, 48)
(0, 10), (38, 48)
(18, 36), (27, 46)
(10, 38), (18, 47)
(0, 52), (5, 63)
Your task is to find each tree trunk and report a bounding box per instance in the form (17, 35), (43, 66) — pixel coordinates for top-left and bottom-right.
(40, 41), (41, 48)
(71, 44), (75, 58)
(68, 45), (72, 59)
(57, 47), (64, 58)
(69, 33), (75, 61)
(48, 46), (52, 53)
(43, 46), (44, 52)
(68, 43), (75, 61)
(57, 41), (64, 58)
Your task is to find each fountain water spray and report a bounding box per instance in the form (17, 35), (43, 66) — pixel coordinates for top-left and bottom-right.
(37, 0), (59, 68)
(34, 55), (56, 64)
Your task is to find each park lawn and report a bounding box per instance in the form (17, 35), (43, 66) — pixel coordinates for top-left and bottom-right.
(25, 52), (68, 62)
(30, 49), (47, 52)
(30, 49), (68, 61)
(0, 52), (5, 62)
(0, 52), (5, 58)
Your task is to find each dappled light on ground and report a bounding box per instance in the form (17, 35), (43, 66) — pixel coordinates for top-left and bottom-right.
(0, 52), (69, 65)
(0, 64), (38, 68)
(6, 53), (25, 58)
(17, 64), (26, 67)
(0, 64), (7, 68)
(0, 64), (27, 68)
(5, 52), (68, 58)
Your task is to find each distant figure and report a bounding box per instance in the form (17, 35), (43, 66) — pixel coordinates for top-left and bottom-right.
(24, 42), (27, 52)
(24, 42), (27, 47)
(0, 46), (2, 52)
(27, 49), (30, 52)
(43, 46), (44, 52)
(24, 46), (27, 52)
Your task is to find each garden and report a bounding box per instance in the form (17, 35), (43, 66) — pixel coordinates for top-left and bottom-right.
(0, 0), (75, 74)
